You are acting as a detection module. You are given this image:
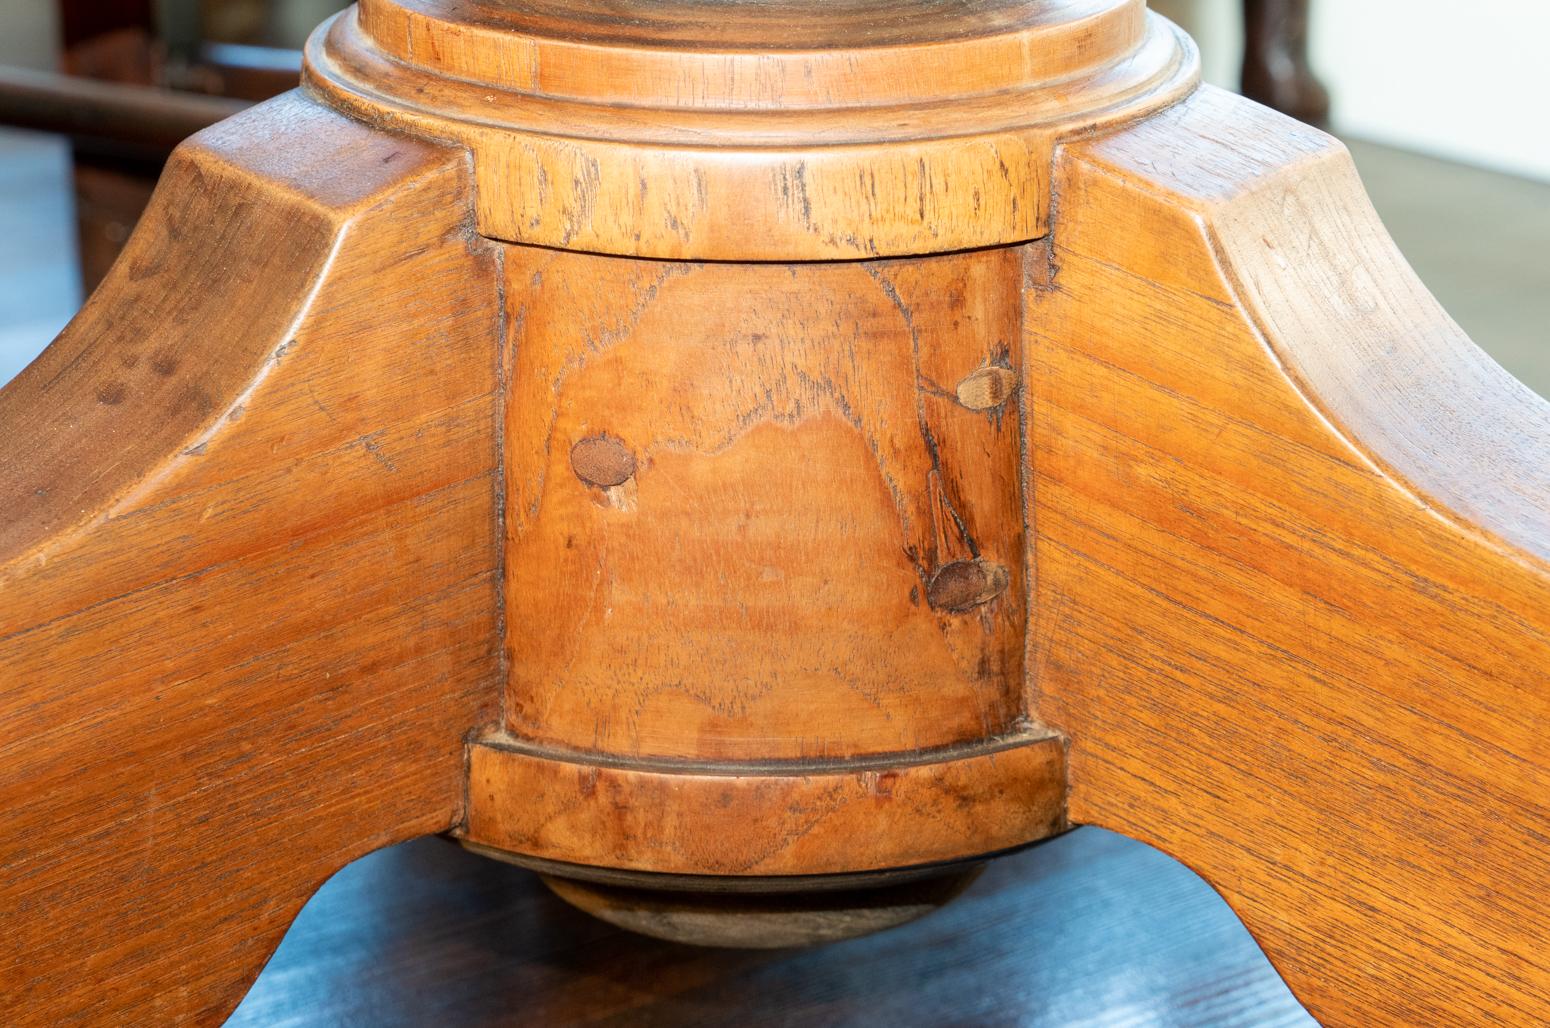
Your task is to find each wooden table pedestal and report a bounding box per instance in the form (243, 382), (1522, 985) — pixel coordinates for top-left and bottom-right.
(1, 2), (1546, 1025)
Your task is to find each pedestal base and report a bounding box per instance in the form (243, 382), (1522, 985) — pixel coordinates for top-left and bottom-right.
(460, 841), (993, 948)
(541, 868), (985, 948)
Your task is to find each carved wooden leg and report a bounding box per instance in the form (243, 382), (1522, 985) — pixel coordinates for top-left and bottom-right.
(1033, 89), (1550, 1024)
(1, 1), (1544, 1025)
(0, 97), (502, 1023)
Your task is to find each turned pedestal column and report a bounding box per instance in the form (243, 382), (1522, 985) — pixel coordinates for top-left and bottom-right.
(297, 0), (1201, 944)
(1, 2), (1546, 1025)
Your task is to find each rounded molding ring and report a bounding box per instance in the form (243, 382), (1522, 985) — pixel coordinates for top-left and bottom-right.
(304, 0), (1198, 260)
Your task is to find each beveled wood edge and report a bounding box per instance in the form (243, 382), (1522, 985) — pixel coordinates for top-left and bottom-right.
(0, 93), (468, 568)
(0, 94), (503, 1024)
(1037, 85), (1550, 1025)
(1128, 88), (1550, 568)
(0, 126), (323, 567)
(1224, 161), (1550, 570)
(459, 729), (1068, 876)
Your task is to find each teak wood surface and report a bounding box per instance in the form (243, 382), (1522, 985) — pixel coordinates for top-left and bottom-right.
(1033, 90), (1550, 1025)
(0, 1), (1546, 1025)
(0, 97), (503, 1022)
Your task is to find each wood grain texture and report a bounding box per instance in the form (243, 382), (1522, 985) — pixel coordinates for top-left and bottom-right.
(1030, 86), (1550, 1025)
(355, 0), (1150, 109)
(304, 0), (1197, 259)
(502, 246), (1029, 762)
(0, 93), (502, 1025)
(462, 732), (1065, 876)
(5, 0), (1546, 1018)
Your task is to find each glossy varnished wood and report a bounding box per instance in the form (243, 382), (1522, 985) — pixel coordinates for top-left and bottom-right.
(0, 94), (502, 1024)
(305, 0), (1197, 259)
(1031, 87), (1550, 1024)
(463, 732), (1064, 875)
(468, 212), (1069, 880)
(500, 246), (1030, 760)
(1, 0), (1546, 1021)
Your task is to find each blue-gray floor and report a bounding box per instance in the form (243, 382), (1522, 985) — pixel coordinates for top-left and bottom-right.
(0, 130), (77, 384)
(227, 829), (1314, 1027)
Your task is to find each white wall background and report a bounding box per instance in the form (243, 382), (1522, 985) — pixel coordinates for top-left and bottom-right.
(0, 2), (57, 71)
(1152, 0), (1550, 183)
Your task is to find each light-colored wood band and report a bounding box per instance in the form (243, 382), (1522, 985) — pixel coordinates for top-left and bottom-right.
(461, 731), (1067, 876)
